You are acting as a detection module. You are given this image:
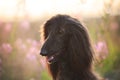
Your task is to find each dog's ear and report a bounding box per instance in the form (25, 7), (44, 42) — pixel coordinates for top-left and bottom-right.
(68, 26), (94, 71)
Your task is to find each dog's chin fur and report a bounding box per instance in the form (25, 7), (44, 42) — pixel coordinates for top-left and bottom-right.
(41, 14), (101, 80)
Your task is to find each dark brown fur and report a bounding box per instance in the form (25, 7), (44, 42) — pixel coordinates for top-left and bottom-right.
(40, 15), (100, 80)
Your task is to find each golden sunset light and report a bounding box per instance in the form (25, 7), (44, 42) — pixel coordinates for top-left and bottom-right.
(0, 0), (119, 21)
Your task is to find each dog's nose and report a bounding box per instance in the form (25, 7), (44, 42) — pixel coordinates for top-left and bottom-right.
(40, 49), (48, 56)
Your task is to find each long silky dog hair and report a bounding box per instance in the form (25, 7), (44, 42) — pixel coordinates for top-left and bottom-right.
(40, 14), (101, 80)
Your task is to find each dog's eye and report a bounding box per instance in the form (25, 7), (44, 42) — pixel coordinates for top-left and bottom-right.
(59, 30), (62, 34)
(58, 29), (64, 34)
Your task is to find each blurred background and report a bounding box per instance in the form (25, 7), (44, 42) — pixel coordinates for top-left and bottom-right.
(0, 0), (120, 80)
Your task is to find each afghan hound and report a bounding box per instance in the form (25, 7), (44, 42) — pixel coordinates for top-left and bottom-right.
(40, 14), (101, 80)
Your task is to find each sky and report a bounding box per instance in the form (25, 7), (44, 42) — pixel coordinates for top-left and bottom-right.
(0, 0), (119, 21)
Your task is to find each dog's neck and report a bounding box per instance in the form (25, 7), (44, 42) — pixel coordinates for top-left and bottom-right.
(59, 62), (79, 79)
(49, 50), (98, 80)
(49, 61), (98, 80)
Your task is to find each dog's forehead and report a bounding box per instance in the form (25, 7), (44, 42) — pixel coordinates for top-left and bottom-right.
(45, 20), (66, 30)
(44, 15), (82, 32)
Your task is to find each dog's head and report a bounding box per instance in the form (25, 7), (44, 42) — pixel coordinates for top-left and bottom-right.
(40, 15), (70, 64)
(40, 15), (94, 66)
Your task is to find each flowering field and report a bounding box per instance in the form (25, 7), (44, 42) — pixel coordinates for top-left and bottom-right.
(0, 19), (51, 80)
(0, 14), (120, 80)
(84, 14), (120, 80)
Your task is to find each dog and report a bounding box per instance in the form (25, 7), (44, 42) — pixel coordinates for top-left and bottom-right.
(40, 14), (100, 80)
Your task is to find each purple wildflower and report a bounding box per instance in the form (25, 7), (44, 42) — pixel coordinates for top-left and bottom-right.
(1, 43), (12, 54)
(20, 20), (30, 30)
(4, 23), (12, 33)
(95, 41), (108, 59)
